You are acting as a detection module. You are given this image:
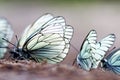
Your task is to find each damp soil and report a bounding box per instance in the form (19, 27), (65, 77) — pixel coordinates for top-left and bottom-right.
(0, 59), (120, 80)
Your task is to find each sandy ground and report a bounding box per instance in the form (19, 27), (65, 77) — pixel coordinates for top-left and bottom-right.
(0, 60), (120, 80)
(0, 1), (120, 80)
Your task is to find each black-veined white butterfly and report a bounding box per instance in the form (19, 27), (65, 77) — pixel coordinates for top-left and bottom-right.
(77, 30), (115, 71)
(0, 17), (13, 58)
(101, 48), (120, 75)
(10, 13), (73, 64)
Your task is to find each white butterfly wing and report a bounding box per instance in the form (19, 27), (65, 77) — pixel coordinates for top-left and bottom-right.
(17, 14), (73, 63)
(92, 34), (115, 68)
(18, 14), (65, 48)
(0, 18), (13, 58)
(25, 26), (73, 63)
(103, 49), (120, 75)
(53, 26), (73, 62)
(77, 30), (97, 71)
(18, 14), (53, 47)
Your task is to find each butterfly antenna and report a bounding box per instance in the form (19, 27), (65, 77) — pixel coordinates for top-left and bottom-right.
(111, 46), (116, 51)
(15, 35), (19, 42)
(0, 46), (10, 49)
(2, 38), (16, 47)
(70, 44), (79, 52)
(70, 43), (79, 66)
(107, 46), (116, 53)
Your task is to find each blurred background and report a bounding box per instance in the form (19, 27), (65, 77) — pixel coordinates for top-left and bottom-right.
(0, 0), (120, 64)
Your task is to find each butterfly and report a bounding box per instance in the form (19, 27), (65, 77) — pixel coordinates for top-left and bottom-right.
(101, 48), (120, 75)
(0, 17), (13, 58)
(77, 30), (115, 71)
(10, 13), (73, 64)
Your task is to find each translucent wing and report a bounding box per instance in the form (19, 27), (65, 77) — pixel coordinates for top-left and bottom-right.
(17, 14), (73, 63)
(0, 18), (13, 58)
(101, 49), (120, 75)
(92, 34), (115, 68)
(18, 13), (65, 48)
(77, 30), (97, 71)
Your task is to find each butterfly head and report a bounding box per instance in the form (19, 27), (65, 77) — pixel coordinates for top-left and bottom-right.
(10, 47), (24, 59)
(101, 59), (108, 69)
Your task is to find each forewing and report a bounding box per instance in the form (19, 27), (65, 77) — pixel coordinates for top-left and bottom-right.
(92, 34), (115, 68)
(77, 30), (97, 71)
(18, 13), (66, 47)
(0, 18), (13, 58)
